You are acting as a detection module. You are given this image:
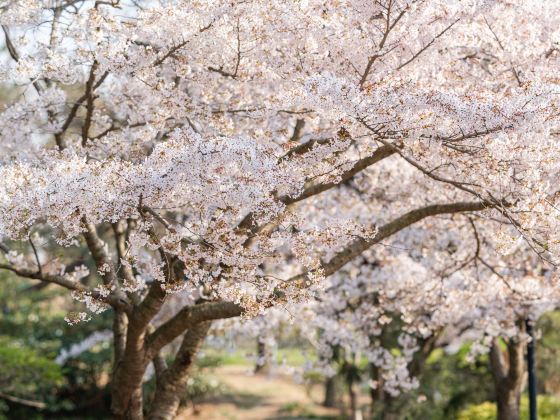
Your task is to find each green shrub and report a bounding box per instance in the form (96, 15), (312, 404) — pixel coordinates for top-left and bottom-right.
(0, 337), (63, 397)
(457, 395), (560, 420)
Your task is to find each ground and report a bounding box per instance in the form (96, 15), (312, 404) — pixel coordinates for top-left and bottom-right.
(177, 365), (342, 420)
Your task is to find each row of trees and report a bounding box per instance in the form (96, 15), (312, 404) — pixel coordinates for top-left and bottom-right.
(1, 0), (560, 419)
(2, 269), (559, 419)
(225, 215), (559, 419)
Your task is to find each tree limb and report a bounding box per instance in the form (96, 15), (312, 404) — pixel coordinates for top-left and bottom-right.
(237, 145), (395, 238)
(0, 262), (128, 310)
(280, 145), (395, 205)
(0, 263), (88, 292)
(147, 301), (242, 355)
(290, 200), (493, 286)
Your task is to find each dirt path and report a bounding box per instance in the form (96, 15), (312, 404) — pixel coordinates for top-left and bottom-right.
(177, 365), (341, 419)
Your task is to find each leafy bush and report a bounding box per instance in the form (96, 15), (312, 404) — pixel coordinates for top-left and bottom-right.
(457, 395), (560, 420)
(0, 272), (113, 418)
(0, 337), (64, 418)
(0, 337), (63, 397)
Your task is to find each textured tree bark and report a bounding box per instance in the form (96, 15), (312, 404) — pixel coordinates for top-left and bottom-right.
(111, 309), (145, 420)
(489, 334), (525, 420)
(496, 390), (522, 420)
(112, 278), (169, 418)
(147, 322), (212, 420)
(111, 351), (149, 419)
(109, 300), (241, 419)
(111, 321), (151, 419)
(127, 388), (144, 420)
(113, 310), (128, 365)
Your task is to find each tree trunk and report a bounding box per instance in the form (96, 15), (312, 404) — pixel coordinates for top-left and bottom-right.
(111, 279), (170, 419)
(496, 390), (522, 420)
(109, 308), (148, 420)
(108, 299), (240, 419)
(113, 310), (128, 368)
(348, 380), (363, 420)
(323, 375), (337, 408)
(111, 330), (150, 419)
(368, 334), (437, 420)
(348, 382), (363, 420)
(344, 360), (362, 420)
(381, 393), (397, 420)
(254, 338), (271, 374)
(489, 333), (525, 420)
(126, 388), (144, 420)
(147, 322), (212, 420)
(368, 363), (379, 418)
(371, 375), (397, 420)
(111, 358), (149, 419)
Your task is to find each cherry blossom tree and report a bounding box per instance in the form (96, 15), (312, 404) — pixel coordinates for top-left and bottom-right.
(218, 216), (560, 419)
(1, 1), (560, 419)
(291, 216), (560, 420)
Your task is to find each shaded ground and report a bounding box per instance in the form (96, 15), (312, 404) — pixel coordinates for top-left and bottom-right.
(177, 366), (342, 420)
